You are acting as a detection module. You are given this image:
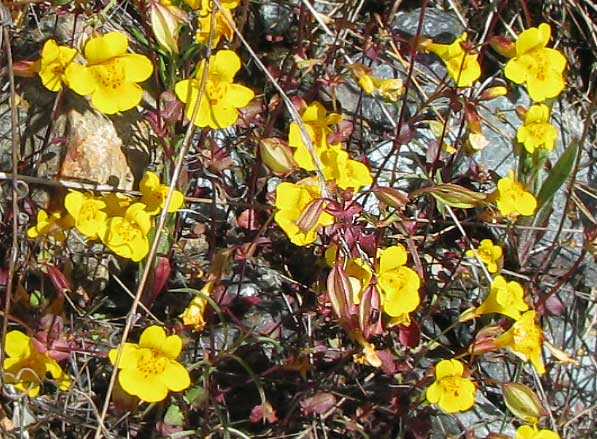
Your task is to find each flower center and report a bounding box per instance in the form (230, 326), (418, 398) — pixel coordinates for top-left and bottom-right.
(93, 59), (126, 91)
(440, 376), (464, 398)
(79, 202), (100, 223)
(527, 123), (547, 140)
(136, 348), (168, 379)
(207, 77), (227, 106)
(113, 219), (141, 242)
(513, 324), (541, 354)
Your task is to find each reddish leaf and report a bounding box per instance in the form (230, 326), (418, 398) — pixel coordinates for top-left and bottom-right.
(398, 321), (420, 348)
(45, 264), (71, 296)
(376, 349), (400, 374)
(301, 392), (336, 415)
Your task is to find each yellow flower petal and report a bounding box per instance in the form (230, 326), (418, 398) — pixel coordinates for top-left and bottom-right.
(161, 360), (191, 391)
(85, 32), (128, 64)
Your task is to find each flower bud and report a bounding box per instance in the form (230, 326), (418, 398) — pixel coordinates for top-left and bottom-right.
(489, 35), (516, 58)
(259, 138), (296, 174)
(502, 382), (545, 424)
(480, 86), (508, 100)
(372, 186), (409, 210)
(295, 198), (326, 234)
(413, 183), (487, 209)
(327, 264), (353, 322)
(150, 0), (188, 54)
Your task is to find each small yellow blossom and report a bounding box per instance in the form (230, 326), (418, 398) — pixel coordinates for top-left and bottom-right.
(101, 193), (133, 217)
(319, 145), (372, 191)
(274, 179), (334, 246)
(476, 275), (529, 320)
(348, 64), (403, 101)
(3, 330), (70, 397)
(376, 245), (421, 323)
(465, 239), (503, 273)
(504, 23), (567, 102)
(27, 209), (74, 242)
(109, 325), (191, 403)
(288, 101), (343, 171)
(495, 310), (545, 374)
(515, 424), (560, 439)
(37, 39), (79, 92)
(139, 171), (185, 215)
(183, 0), (239, 9)
(175, 50), (254, 128)
(181, 294), (208, 332)
(426, 359), (476, 413)
(64, 191), (108, 240)
(426, 33), (481, 87)
(100, 203), (152, 262)
(66, 32), (153, 114)
(495, 172), (537, 218)
(195, 6), (235, 47)
(517, 104), (558, 153)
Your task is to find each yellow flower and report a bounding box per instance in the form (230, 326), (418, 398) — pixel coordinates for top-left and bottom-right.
(27, 209), (74, 242)
(181, 294), (208, 332)
(465, 239), (503, 273)
(376, 78), (403, 101)
(37, 39), (78, 92)
(109, 325), (191, 403)
(348, 64), (403, 101)
(274, 179), (334, 246)
(101, 193), (133, 217)
(183, 0), (239, 10)
(195, 6), (235, 47)
(495, 172), (537, 218)
(66, 32), (153, 114)
(100, 203), (152, 262)
(139, 171), (185, 215)
(3, 330), (70, 397)
(427, 33), (481, 87)
(319, 145), (372, 191)
(516, 104), (558, 153)
(64, 190), (108, 240)
(426, 359), (476, 413)
(476, 275), (529, 320)
(175, 50), (254, 128)
(515, 424), (560, 439)
(504, 23), (567, 102)
(288, 101), (343, 171)
(495, 310), (545, 374)
(377, 245), (420, 322)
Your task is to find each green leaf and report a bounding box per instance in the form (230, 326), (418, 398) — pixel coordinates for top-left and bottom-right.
(164, 404), (184, 426)
(537, 140), (578, 207)
(184, 386), (208, 407)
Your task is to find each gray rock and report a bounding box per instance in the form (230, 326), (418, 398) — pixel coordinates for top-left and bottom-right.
(392, 8), (464, 42)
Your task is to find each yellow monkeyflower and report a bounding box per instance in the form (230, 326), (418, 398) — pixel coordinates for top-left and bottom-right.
(377, 245), (421, 323)
(495, 172), (537, 218)
(101, 193), (133, 217)
(3, 330), (70, 397)
(196, 6), (235, 47)
(348, 64), (403, 101)
(476, 275), (529, 320)
(465, 239), (503, 273)
(64, 190), (108, 240)
(37, 39), (79, 92)
(100, 203), (152, 262)
(288, 101), (343, 171)
(109, 325), (191, 403)
(319, 145), (373, 191)
(426, 359), (476, 413)
(175, 50), (254, 128)
(27, 209), (74, 242)
(495, 310), (545, 374)
(181, 294), (208, 332)
(274, 179), (334, 246)
(504, 23), (567, 102)
(183, 0), (239, 10)
(139, 171), (185, 215)
(426, 33), (481, 87)
(515, 425), (560, 439)
(66, 32), (153, 114)
(516, 104), (558, 153)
